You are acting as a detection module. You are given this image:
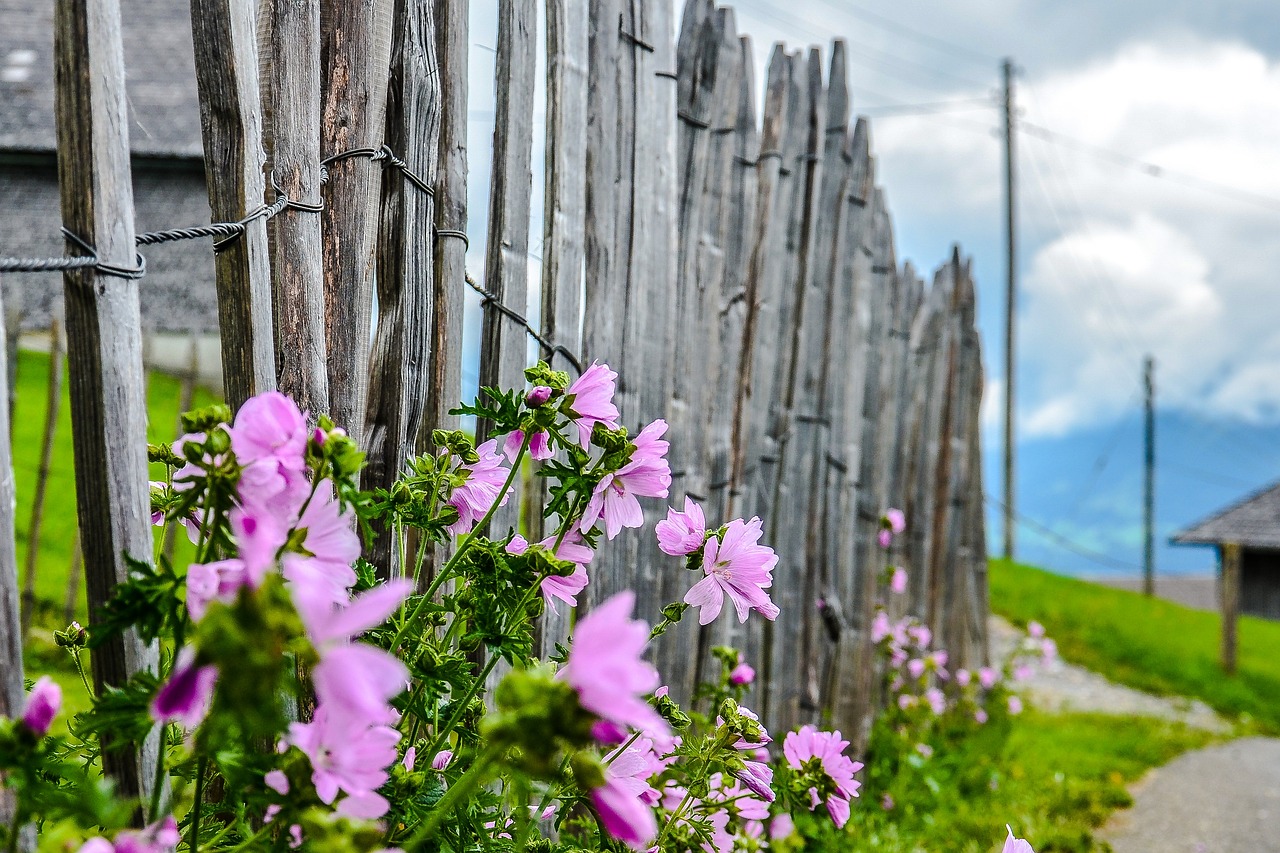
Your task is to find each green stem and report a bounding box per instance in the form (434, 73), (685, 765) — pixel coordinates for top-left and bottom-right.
(391, 434), (530, 651)
(422, 654), (501, 760)
(6, 802), (21, 853)
(187, 756), (207, 853)
(655, 731), (731, 846)
(148, 726), (168, 822)
(403, 743), (503, 850)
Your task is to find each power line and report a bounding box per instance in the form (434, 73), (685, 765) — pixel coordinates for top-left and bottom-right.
(805, 0), (998, 66)
(985, 493), (1142, 572)
(858, 96), (996, 117)
(1019, 120), (1280, 215)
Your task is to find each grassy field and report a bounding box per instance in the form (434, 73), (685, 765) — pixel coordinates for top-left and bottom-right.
(990, 558), (1280, 732)
(853, 710), (1216, 852)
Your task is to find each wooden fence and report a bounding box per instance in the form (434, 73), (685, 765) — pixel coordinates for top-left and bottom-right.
(0, 0), (987, 801)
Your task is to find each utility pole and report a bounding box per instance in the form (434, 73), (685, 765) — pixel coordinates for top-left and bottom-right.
(1001, 58), (1017, 561)
(1143, 355), (1156, 596)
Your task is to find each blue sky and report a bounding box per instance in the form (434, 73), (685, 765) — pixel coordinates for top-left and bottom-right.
(461, 1), (1280, 579)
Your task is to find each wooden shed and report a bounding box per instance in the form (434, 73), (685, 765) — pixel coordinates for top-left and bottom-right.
(1172, 481), (1280, 672)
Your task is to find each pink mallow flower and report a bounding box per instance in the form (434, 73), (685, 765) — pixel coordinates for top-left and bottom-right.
(877, 529), (893, 549)
(151, 648), (218, 729)
(21, 676), (61, 736)
(1003, 825), (1036, 853)
(730, 655), (756, 686)
(503, 428), (552, 462)
(293, 580), (412, 727)
(590, 740), (660, 851)
(979, 666), (998, 689)
(286, 705), (399, 819)
(1007, 695), (1024, 715)
(890, 567), (907, 595)
(581, 420), (671, 539)
(565, 362), (620, 447)
(885, 508), (906, 534)
(783, 726), (862, 829)
(446, 439), (511, 535)
(683, 516), (779, 625)
(1028, 621), (1045, 639)
(562, 591), (669, 741)
(510, 532), (594, 611)
(229, 392), (310, 510)
(655, 497), (707, 556)
(78, 816), (181, 853)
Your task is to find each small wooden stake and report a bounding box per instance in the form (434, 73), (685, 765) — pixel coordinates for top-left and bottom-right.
(1221, 542), (1240, 675)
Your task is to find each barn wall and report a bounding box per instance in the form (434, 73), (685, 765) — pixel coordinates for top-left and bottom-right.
(1242, 547), (1280, 620)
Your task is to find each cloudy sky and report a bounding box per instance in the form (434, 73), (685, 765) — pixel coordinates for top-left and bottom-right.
(465, 1), (1280, 576)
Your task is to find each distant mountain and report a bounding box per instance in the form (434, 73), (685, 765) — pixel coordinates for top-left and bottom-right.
(984, 411), (1280, 578)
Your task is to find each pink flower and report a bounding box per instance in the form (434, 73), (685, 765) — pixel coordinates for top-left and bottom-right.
(230, 391), (308, 468)
(979, 666), (998, 689)
(782, 726), (862, 829)
(503, 428), (552, 462)
(589, 737), (664, 849)
(264, 770), (289, 795)
(286, 705), (399, 817)
(21, 676), (61, 736)
(581, 420), (671, 539)
(447, 439), (511, 535)
(683, 517), (779, 625)
(729, 657), (755, 686)
(536, 531), (594, 611)
(898, 694), (915, 711)
(885, 508), (906, 534)
(656, 498), (707, 556)
(431, 750), (453, 771)
(1003, 825), (1036, 853)
(1027, 621), (1045, 639)
(770, 814), (794, 839)
(975, 708), (989, 724)
(526, 385), (553, 406)
(294, 580), (412, 727)
(956, 668), (972, 687)
(925, 688), (946, 715)
(565, 362), (620, 447)
(1007, 695), (1024, 715)
(83, 816), (181, 853)
(562, 591), (668, 740)
(185, 558), (248, 621)
(871, 611), (891, 643)
(877, 529), (892, 548)
(402, 747), (416, 771)
(279, 488), (361, 603)
(151, 648), (218, 729)
(890, 567), (907, 594)
(881, 793), (895, 811)
(1041, 639), (1058, 660)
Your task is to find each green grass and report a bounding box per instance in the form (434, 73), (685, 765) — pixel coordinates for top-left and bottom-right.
(860, 706), (1208, 845)
(990, 558), (1280, 732)
(12, 348), (218, 718)
(849, 709), (1215, 852)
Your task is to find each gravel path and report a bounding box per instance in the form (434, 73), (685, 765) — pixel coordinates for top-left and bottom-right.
(991, 616), (1280, 852)
(1097, 738), (1280, 852)
(988, 617), (1228, 732)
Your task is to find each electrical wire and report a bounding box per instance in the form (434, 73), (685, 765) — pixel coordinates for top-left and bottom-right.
(804, 0), (998, 67)
(986, 493), (1142, 572)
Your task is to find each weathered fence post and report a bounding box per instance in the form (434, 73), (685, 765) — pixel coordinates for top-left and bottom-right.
(428, 0), (468, 436)
(266, 0), (329, 417)
(190, 0), (277, 411)
(0, 272), (23, 832)
(477, 0), (537, 542)
(320, 0), (394, 442)
(364, 0), (441, 577)
(53, 0), (159, 803)
(1221, 542), (1240, 674)
(534, 0), (589, 653)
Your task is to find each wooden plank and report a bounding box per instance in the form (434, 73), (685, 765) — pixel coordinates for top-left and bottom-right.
(477, 0), (536, 540)
(1222, 542), (1240, 674)
(320, 0), (394, 441)
(266, 0), (329, 417)
(0, 273), (23, 831)
(428, 0), (468, 436)
(189, 0), (276, 411)
(535, 0), (589, 654)
(52, 0), (158, 802)
(364, 0), (441, 577)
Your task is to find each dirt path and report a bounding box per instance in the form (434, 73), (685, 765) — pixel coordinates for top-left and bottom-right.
(1098, 738), (1280, 852)
(990, 617), (1280, 852)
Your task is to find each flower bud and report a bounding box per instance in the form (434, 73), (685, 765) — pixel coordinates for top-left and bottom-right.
(526, 386), (553, 407)
(21, 676), (61, 736)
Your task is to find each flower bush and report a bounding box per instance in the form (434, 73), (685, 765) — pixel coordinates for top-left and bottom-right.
(1, 362), (1037, 852)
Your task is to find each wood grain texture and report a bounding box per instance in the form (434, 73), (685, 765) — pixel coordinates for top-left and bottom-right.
(364, 0), (441, 577)
(478, 0), (536, 540)
(535, 0), (589, 654)
(267, 0), (329, 417)
(320, 0), (394, 442)
(190, 0), (277, 411)
(0, 275), (22, 832)
(52, 0), (159, 803)
(428, 0), (467, 437)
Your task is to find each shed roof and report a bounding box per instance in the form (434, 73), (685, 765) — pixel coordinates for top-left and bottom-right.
(0, 0), (203, 158)
(1172, 480), (1280, 548)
